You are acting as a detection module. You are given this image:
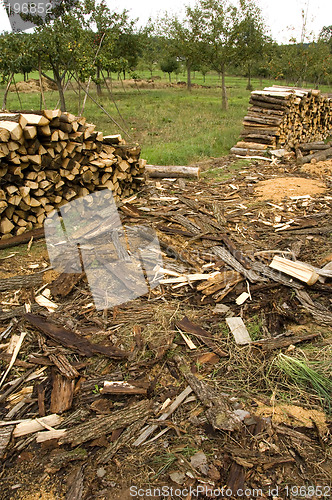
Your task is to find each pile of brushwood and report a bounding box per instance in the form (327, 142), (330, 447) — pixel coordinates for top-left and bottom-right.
(0, 153), (331, 499)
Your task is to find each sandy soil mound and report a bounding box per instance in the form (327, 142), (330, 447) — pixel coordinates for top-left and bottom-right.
(302, 159), (332, 178)
(255, 176), (326, 201)
(10, 78), (57, 93)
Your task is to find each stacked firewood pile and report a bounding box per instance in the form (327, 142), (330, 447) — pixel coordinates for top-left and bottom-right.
(0, 110), (145, 239)
(231, 85), (332, 156)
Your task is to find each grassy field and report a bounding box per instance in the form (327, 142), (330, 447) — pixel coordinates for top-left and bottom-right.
(2, 72), (331, 165)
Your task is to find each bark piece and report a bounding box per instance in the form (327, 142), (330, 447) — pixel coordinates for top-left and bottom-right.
(65, 466), (84, 500)
(174, 355), (241, 432)
(0, 425), (14, 458)
(253, 332), (320, 351)
(59, 400), (151, 447)
(24, 313), (128, 358)
(99, 418), (148, 463)
(50, 371), (75, 414)
(49, 273), (84, 298)
(176, 316), (228, 358)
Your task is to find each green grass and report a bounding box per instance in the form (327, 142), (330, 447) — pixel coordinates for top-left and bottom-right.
(274, 353), (332, 412)
(3, 72), (331, 165)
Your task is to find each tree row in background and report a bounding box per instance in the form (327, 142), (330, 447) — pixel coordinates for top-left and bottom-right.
(0, 0), (331, 112)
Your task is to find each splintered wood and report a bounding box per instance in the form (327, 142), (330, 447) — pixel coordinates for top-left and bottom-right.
(231, 85), (332, 156)
(0, 110), (145, 239)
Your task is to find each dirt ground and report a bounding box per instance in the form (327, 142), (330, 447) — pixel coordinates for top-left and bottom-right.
(0, 154), (331, 499)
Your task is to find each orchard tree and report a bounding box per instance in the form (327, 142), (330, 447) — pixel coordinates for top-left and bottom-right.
(24, 0), (89, 111)
(139, 23), (163, 77)
(83, 0), (136, 95)
(160, 5), (206, 91)
(198, 0), (239, 110)
(234, 0), (268, 90)
(0, 32), (36, 108)
(160, 57), (179, 82)
(319, 25), (332, 53)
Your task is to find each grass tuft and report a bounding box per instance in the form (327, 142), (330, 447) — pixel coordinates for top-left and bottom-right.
(274, 353), (332, 412)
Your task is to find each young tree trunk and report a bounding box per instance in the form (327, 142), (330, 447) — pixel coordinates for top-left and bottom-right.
(221, 65), (228, 111)
(96, 64), (102, 97)
(2, 73), (14, 110)
(246, 63), (253, 90)
(186, 61), (192, 91)
(168, 73), (171, 83)
(54, 69), (66, 112)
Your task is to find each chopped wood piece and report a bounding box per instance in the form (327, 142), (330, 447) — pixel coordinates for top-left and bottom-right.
(225, 317), (252, 345)
(269, 256), (319, 285)
(0, 331), (27, 389)
(35, 294), (58, 312)
(176, 316), (227, 357)
(36, 429), (67, 443)
(13, 414), (62, 438)
(59, 400), (151, 447)
(100, 380), (149, 396)
(24, 313), (128, 358)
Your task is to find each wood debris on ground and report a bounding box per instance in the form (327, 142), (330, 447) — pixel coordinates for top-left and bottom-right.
(0, 150), (331, 499)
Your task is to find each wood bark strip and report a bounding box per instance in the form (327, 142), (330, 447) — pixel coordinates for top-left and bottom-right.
(24, 313), (128, 358)
(0, 425), (14, 458)
(176, 316), (228, 357)
(0, 273), (43, 291)
(252, 332), (320, 351)
(59, 399), (152, 446)
(50, 371), (75, 414)
(98, 418), (149, 463)
(174, 355), (241, 432)
(212, 246), (265, 283)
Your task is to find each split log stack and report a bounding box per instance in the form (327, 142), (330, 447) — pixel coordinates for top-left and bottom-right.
(231, 85), (332, 156)
(0, 110), (146, 239)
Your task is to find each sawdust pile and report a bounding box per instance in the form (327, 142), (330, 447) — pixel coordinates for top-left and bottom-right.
(302, 159), (332, 178)
(254, 176), (326, 201)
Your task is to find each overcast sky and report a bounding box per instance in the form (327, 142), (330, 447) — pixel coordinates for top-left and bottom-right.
(0, 0), (331, 43)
